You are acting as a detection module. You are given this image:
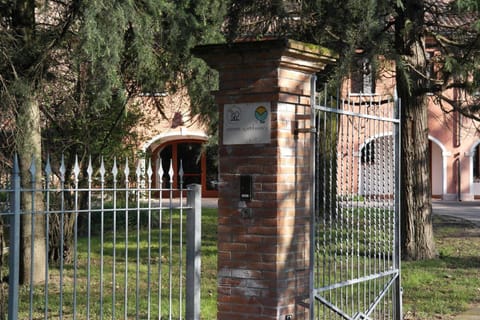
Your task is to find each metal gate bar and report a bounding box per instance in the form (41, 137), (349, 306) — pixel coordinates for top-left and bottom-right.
(311, 88), (401, 320)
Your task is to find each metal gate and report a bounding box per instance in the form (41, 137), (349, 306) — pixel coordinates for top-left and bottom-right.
(310, 85), (402, 319)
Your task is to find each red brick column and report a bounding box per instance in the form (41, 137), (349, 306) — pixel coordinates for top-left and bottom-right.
(193, 39), (335, 320)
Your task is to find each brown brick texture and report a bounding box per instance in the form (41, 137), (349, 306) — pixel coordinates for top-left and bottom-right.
(194, 39), (335, 320)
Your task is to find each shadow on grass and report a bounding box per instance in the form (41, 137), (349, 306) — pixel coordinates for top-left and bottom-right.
(402, 215), (480, 319)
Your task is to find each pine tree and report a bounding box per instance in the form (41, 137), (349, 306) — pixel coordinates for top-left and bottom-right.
(0, 0), (226, 283)
(225, 0), (480, 260)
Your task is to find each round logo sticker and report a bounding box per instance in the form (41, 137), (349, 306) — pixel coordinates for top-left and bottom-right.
(254, 105), (268, 123)
(227, 107), (241, 124)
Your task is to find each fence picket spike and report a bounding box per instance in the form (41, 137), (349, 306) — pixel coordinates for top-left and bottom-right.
(13, 154), (19, 175)
(112, 157), (118, 182)
(29, 155), (36, 181)
(45, 155), (52, 176)
(124, 158), (130, 183)
(147, 159), (153, 182)
(136, 161), (142, 180)
(60, 155), (66, 182)
(87, 156), (93, 182)
(168, 159), (174, 184)
(179, 159), (184, 187)
(158, 158), (164, 184)
(74, 155), (80, 183)
(100, 157), (106, 182)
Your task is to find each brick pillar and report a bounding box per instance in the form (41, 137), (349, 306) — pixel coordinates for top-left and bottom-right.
(193, 39), (336, 320)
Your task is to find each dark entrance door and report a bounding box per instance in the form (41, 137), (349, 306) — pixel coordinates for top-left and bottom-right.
(156, 140), (218, 197)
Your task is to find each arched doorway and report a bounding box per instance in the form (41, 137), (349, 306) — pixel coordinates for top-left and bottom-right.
(152, 139), (218, 197)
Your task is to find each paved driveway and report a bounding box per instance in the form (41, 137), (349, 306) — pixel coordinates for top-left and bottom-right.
(432, 200), (480, 226)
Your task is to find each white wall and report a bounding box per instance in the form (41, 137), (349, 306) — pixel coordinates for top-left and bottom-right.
(431, 143), (443, 196)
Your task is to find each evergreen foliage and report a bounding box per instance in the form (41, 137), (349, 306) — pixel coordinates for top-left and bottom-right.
(225, 1), (480, 109)
(225, 0), (480, 260)
(0, 0), (227, 168)
(0, 0), (227, 273)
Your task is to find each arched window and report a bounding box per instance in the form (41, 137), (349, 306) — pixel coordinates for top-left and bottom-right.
(474, 144), (480, 183)
(155, 140), (218, 197)
(361, 140), (375, 165)
(351, 57), (375, 94)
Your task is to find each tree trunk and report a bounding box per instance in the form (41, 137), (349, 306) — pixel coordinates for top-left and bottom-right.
(16, 92), (46, 285)
(396, 25), (437, 260)
(10, 0), (47, 285)
(399, 86), (436, 260)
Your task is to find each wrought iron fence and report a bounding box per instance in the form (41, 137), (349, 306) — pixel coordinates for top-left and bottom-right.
(0, 155), (201, 320)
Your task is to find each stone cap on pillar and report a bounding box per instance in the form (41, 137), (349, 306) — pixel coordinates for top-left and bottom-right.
(192, 38), (337, 101)
(192, 38), (337, 75)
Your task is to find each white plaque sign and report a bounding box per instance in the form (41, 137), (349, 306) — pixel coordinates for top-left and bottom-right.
(223, 102), (271, 145)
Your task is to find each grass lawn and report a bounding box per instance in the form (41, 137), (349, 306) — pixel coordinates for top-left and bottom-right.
(8, 208), (480, 319)
(205, 209), (480, 319)
(8, 207), (219, 319)
(402, 215), (480, 319)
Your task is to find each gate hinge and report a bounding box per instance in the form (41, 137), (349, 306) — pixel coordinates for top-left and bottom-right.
(294, 127), (316, 134)
(295, 114), (311, 120)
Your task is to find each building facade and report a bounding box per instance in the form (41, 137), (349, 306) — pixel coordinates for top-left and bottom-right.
(133, 88), (218, 197)
(343, 56), (480, 201)
(133, 56), (480, 201)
